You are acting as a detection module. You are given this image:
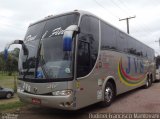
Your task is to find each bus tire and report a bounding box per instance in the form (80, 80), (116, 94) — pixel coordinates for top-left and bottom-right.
(100, 82), (115, 107)
(144, 78), (150, 89)
(148, 78), (152, 87)
(149, 74), (153, 87)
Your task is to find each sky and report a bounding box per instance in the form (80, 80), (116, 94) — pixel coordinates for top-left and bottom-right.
(0, 0), (160, 55)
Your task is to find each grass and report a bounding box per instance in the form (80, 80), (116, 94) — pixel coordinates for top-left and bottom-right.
(0, 101), (26, 113)
(0, 94), (19, 105)
(0, 75), (17, 89)
(0, 73), (26, 112)
(0, 75), (13, 80)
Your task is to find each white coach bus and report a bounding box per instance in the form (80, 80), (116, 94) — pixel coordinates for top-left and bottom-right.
(5, 10), (155, 110)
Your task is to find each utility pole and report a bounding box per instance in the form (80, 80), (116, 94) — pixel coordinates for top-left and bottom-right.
(155, 38), (160, 47)
(119, 16), (136, 34)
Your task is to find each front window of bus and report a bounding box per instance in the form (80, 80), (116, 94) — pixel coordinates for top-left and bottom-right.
(19, 22), (45, 78)
(19, 13), (79, 80)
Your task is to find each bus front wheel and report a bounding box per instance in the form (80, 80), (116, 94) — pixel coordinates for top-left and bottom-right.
(100, 82), (115, 107)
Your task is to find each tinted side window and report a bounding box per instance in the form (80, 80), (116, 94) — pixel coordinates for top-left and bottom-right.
(77, 41), (90, 76)
(101, 22), (116, 50)
(116, 31), (128, 52)
(148, 48), (154, 60)
(127, 36), (135, 55)
(127, 36), (143, 56)
(127, 38), (140, 56)
(136, 41), (143, 56)
(77, 16), (99, 77)
(142, 46), (148, 58)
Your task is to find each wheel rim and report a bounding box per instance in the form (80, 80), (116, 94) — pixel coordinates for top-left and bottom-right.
(105, 87), (113, 103)
(146, 79), (149, 87)
(7, 93), (11, 98)
(149, 78), (151, 84)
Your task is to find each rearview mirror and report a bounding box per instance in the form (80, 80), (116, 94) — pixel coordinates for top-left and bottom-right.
(4, 40), (28, 60)
(63, 25), (79, 51)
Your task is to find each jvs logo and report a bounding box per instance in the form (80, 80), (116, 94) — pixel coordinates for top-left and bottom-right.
(118, 57), (146, 87)
(125, 56), (144, 74)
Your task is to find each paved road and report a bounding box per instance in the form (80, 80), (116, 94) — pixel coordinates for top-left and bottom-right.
(15, 82), (160, 119)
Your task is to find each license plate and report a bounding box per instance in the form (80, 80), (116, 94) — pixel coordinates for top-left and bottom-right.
(32, 98), (41, 104)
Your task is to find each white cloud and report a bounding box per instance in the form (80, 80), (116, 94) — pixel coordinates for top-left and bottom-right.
(0, 9), (14, 17)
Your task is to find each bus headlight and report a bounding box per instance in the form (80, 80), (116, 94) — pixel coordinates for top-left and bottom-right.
(52, 90), (72, 96)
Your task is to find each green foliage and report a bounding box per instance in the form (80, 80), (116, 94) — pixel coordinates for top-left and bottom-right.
(0, 101), (26, 112)
(0, 54), (5, 71)
(0, 48), (20, 75)
(0, 75), (15, 89)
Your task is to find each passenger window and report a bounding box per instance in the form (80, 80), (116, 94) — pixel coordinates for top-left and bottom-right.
(77, 15), (99, 78)
(101, 22), (116, 50)
(116, 31), (128, 52)
(77, 41), (90, 77)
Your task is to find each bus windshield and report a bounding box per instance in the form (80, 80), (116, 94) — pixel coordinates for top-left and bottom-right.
(40, 35), (73, 79)
(19, 13), (79, 80)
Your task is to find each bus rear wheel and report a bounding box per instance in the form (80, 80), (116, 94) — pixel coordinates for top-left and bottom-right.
(144, 78), (150, 89)
(100, 82), (115, 107)
(148, 78), (152, 87)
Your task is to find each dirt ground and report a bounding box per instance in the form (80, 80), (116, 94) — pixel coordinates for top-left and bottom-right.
(0, 94), (19, 105)
(2, 82), (160, 119)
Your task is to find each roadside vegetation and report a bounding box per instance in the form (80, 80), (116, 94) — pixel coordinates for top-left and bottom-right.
(0, 74), (26, 113)
(0, 48), (27, 113)
(0, 101), (26, 113)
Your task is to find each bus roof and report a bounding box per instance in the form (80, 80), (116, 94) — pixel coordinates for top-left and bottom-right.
(28, 10), (154, 53)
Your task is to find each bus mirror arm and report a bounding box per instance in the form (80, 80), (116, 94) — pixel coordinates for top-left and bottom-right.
(75, 26), (80, 34)
(21, 43), (28, 55)
(64, 25), (80, 35)
(63, 25), (79, 51)
(4, 39), (28, 60)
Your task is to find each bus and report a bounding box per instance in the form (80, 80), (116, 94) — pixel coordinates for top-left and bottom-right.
(5, 10), (155, 110)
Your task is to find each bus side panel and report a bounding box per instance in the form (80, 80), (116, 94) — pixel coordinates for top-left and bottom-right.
(74, 49), (150, 109)
(100, 50), (148, 95)
(74, 15), (154, 109)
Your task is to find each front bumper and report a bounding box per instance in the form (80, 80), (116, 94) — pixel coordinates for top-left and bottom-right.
(17, 90), (75, 110)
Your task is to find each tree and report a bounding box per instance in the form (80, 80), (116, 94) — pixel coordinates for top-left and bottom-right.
(0, 48), (20, 75)
(0, 53), (5, 71)
(12, 48), (20, 59)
